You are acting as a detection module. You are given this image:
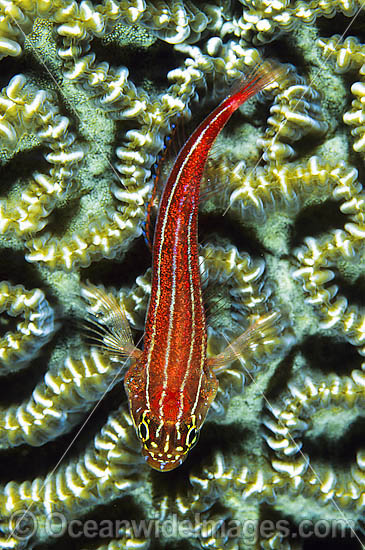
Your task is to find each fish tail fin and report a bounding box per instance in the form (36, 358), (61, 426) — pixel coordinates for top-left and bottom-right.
(229, 61), (288, 108)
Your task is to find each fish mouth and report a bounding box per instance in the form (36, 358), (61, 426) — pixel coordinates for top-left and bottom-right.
(143, 450), (184, 472)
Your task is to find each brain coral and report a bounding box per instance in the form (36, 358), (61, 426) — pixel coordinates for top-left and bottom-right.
(0, 1), (365, 550)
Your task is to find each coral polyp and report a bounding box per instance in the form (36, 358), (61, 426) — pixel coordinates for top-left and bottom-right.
(0, 1), (364, 549)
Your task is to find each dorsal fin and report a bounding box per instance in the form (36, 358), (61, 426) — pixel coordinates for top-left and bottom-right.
(199, 153), (231, 205)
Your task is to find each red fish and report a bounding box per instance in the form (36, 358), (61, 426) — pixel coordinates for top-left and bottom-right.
(83, 62), (284, 471)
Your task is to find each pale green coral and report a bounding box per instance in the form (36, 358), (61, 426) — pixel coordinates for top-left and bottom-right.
(0, 1), (364, 550)
(0, 281), (54, 373)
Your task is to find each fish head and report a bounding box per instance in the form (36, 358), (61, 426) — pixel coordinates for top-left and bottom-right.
(134, 409), (200, 472)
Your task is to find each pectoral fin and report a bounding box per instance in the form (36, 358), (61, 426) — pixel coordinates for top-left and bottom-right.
(81, 282), (142, 361)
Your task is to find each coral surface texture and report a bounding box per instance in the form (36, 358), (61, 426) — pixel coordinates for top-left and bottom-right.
(0, 1), (365, 549)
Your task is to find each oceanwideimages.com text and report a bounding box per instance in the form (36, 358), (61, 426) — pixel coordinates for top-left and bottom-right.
(9, 511), (356, 544)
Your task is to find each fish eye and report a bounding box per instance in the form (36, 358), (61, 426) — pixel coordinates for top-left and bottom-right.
(186, 426), (199, 448)
(138, 419), (149, 442)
